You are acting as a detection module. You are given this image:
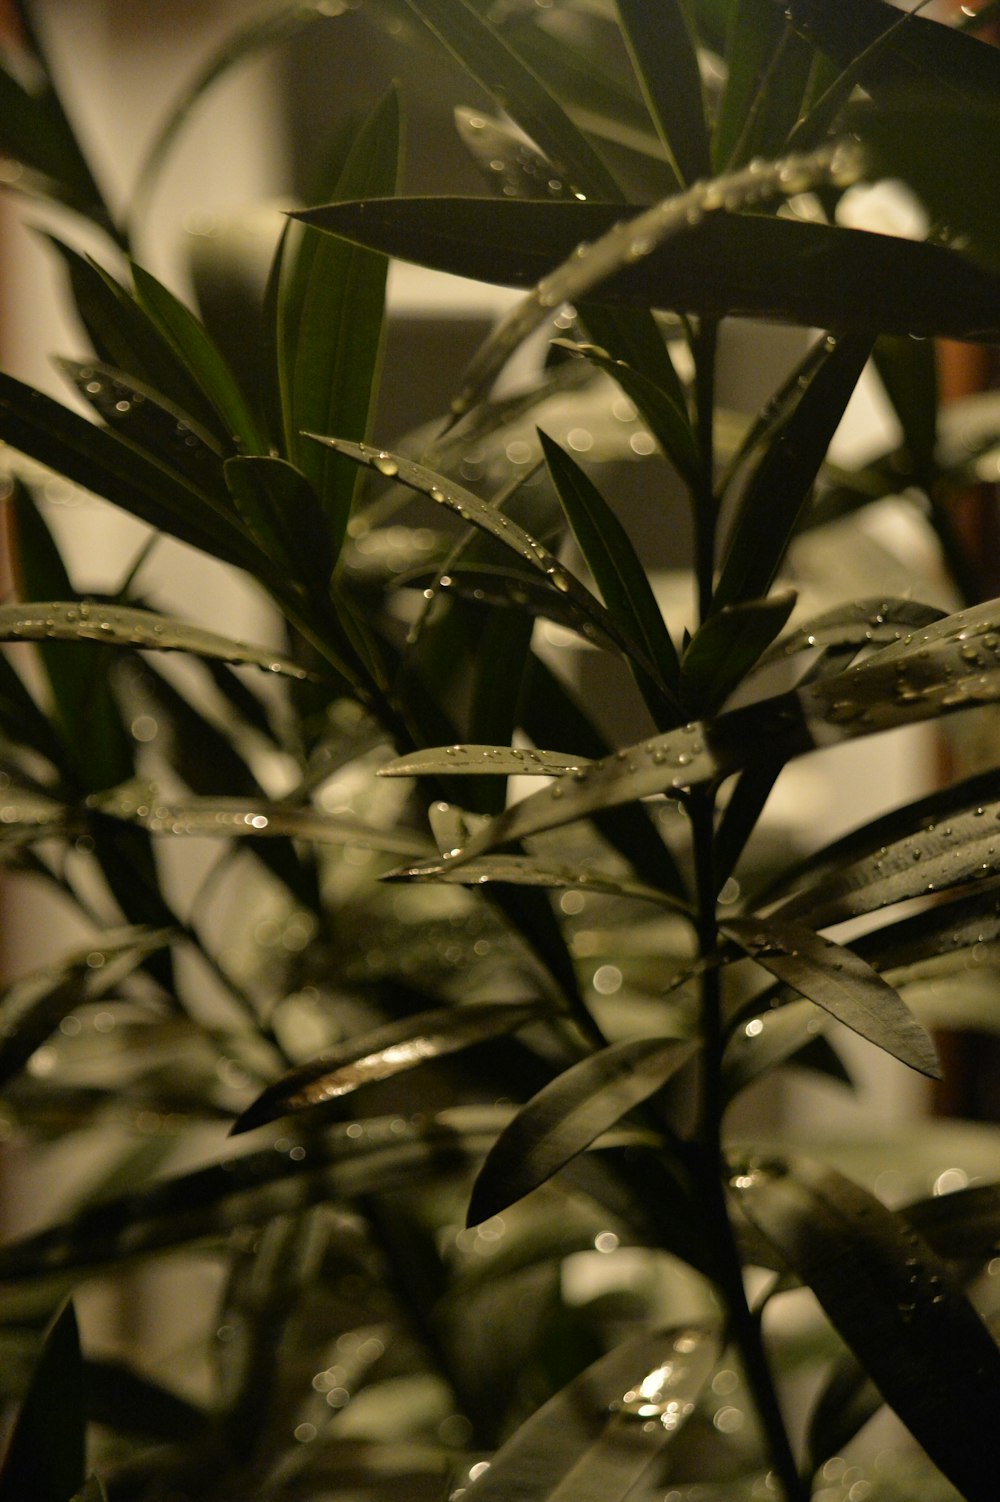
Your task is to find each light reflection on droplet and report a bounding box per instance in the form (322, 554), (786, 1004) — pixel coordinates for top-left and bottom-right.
(594, 1230), (619, 1253)
(932, 1166), (969, 1196)
(592, 964), (622, 995)
(629, 431), (656, 455)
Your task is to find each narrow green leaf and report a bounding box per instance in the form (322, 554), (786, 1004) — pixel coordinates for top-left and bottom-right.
(42, 237), (227, 438)
(381, 744), (591, 780)
(538, 428), (682, 705)
(854, 875), (1000, 982)
(408, 565), (619, 652)
(468, 1037), (697, 1226)
(0, 651), (66, 770)
(552, 338), (699, 488)
(279, 86), (401, 554)
(872, 334), (938, 479)
(297, 195), (1000, 343)
(131, 261), (267, 453)
(714, 333), (873, 611)
(682, 591), (796, 716)
(0, 58), (113, 237)
(232, 1002), (548, 1135)
(806, 1353), (882, 1477)
(732, 1155), (1000, 1502)
(0, 1299), (85, 1502)
(757, 598), (945, 669)
(0, 601), (314, 681)
(223, 456), (332, 597)
(457, 1326), (718, 1502)
(714, 1), (813, 169)
(722, 998), (832, 1102)
(467, 607), (535, 815)
(89, 785), (434, 857)
(400, 0), (622, 201)
(903, 1181), (1000, 1264)
(721, 916), (939, 1078)
(0, 1113), (501, 1282)
(0, 372), (272, 575)
(384, 852), (690, 913)
(616, 0), (709, 186)
(785, 0), (1000, 103)
(0, 928), (172, 1087)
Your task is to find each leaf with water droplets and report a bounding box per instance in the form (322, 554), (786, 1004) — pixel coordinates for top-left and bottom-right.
(384, 852), (690, 913)
(0, 1299), (84, 1502)
(0, 927), (173, 1088)
(903, 1181), (1000, 1264)
(380, 744), (592, 779)
(0, 602), (314, 681)
(459, 1326), (718, 1502)
(731, 1154), (1000, 1502)
(721, 916), (939, 1078)
(538, 429), (682, 716)
(303, 435), (620, 640)
(682, 591), (797, 716)
(232, 1002), (548, 1135)
(723, 998), (833, 1103)
(758, 597), (945, 669)
(89, 785), (434, 857)
(713, 333), (873, 611)
(407, 564), (619, 651)
(454, 106), (576, 202)
(467, 1036), (697, 1227)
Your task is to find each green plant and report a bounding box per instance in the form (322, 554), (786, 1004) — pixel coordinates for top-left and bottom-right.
(1, 0), (1000, 1498)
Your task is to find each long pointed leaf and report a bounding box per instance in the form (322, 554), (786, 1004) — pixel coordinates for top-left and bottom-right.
(0, 1300), (85, 1502)
(468, 1037), (697, 1226)
(616, 0), (709, 186)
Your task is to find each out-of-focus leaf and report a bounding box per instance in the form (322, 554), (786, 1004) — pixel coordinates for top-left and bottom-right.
(0, 372), (273, 576)
(538, 429), (682, 713)
(461, 1326), (718, 1502)
(903, 1181), (1000, 1263)
(806, 1352), (882, 1477)
(723, 998), (832, 1102)
(400, 0), (621, 201)
(278, 86), (401, 555)
(785, 0), (1000, 102)
(714, 0), (813, 169)
(552, 338), (699, 488)
(232, 1001), (548, 1134)
(298, 193), (1000, 345)
(131, 261), (267, 454)
(0, 1299), (84, 1502)
(0, 1111), (501, 1283)
(616, 0), (709, 186)
(0, 601), (313, 680)
(713, 333), (872, 611)
(42, 237), (231, 439)
(0, 650), (65, 770)
(467, 607), (535, 815)
(89, 784), (434, 858)
(732, 1155), (1000, 1502)
(85, 1357), (206, 1442)
(468, 1037), (697, 1226)
(872, 333), (938, 478)
(69, 1480), (108, 1502)
(681, 591), (796, 716)
(721, 916), (939, 1077)
(224, 456), (333, 597)
(0, 58), (113, 236)
(59, 358), (226, 495)
(0, 927), (172, 1087)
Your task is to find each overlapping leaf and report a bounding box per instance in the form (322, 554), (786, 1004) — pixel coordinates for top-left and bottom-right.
(733, 1155), (1000, 1502)
(0, 1300), (84, 1502)
(468, 1037), (697, 1226)
(232, 1002), (548, 1134)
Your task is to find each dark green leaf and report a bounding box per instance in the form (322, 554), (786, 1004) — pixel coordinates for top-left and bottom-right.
(279, 86), (401, 553)
(0, 1299), (85, 1502)
(785, 0), (1000, 103)
(552, 337), (699, 488)
(400, 0), (621, 200)
(806, 1352), (882, 1477)
(131, 261), (266, 454)
(301, 193), (1000, 345)
(872, 334), (938, 478)
(467, 607), (535, 815)
(85, 1357), (205, 1442)
(224, 456), (332, 597)
(714, 0), (812, 169)
(0, 59), (113, 236)
(232, 1002), (548, 1134)
(616, 0), (709, 185)
(682, 591), (796, 716)
(0, 372), (273, 576)
(0, 601), (313, 681)
(69, 1480), (108, 1502)
(460, 1326), (717, 1502)
(732, 1155), (1000, 1502)
(903, 1181), (1000, 1264)
(713, 333), (873, 611)
(723, 998), (831, 1102)
(538, 428), (682, 706)
(721, 916), (939, 1077)
(758, 597), (945, 668)
(468, 1037), (697, 1226)
(385, 851), (688, 911)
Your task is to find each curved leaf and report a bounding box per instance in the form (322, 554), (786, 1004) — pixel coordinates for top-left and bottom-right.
(468, 1036), (697, 1226)
(383, 851), (690, 913)
(232, 1002), (548, 1134)
(759, 597), (945, 667)
(720, 916), (939, 1078)
(732, 1155), (1000, 1502)
(682, 591), (797, 716)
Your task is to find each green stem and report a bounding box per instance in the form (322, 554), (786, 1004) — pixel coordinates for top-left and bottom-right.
(693, 319), (719, 625)
(690, 788), (807, 1502)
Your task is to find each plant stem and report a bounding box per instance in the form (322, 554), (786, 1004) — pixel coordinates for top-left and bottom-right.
(689, 788), (807, 1502)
